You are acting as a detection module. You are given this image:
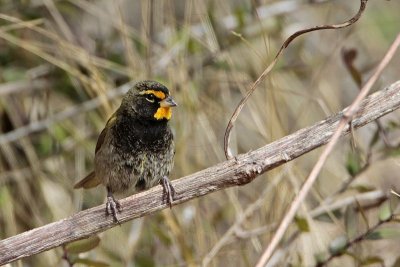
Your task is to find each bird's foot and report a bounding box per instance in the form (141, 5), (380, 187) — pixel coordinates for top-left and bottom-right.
(106, 189), (122, 224)
(160, 176), (175, 208)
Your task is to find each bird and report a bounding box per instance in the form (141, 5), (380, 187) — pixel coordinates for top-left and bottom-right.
(74, 80), (177, 222)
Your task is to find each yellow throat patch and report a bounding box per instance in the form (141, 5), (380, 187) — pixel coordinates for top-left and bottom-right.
(154, 107), (172, 120)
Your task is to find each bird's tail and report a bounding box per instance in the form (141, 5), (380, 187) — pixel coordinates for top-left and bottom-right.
(73, 171), (101, 189)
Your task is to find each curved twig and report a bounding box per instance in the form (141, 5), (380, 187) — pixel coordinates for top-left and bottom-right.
(224, 0), (369, 159)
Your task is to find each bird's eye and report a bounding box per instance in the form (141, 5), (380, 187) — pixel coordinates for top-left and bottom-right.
(145, 94), (155, 103)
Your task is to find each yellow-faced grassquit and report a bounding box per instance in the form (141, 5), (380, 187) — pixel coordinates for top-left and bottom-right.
(74, 80), (177, 222)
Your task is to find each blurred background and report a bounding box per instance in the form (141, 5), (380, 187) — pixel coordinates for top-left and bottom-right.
(0, 0), (400, 266)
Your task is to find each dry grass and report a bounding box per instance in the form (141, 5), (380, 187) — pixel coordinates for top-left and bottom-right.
(0, 0), (400, 266)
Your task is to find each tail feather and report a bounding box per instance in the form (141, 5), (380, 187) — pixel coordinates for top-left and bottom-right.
(74, 171), (101, 189)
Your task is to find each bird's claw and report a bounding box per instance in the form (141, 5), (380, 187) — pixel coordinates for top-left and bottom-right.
(160, 176), (175, 208)
(106, 195), (122, 224)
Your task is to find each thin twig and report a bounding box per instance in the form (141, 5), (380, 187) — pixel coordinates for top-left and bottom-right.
(391, 189), (400, 198)
(224, 0), (369, 159)
(0, 80), (399, 265)
(247, 190), (388, 266)
(202, 166), (288, 266)
(255, 33), (400, 267)
(309, 190), (387, 218)
(315, 215), (393, 267)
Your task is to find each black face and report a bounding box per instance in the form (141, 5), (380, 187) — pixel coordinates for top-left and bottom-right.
(120, 81), (172, 122)
(134, 92), (166, 121)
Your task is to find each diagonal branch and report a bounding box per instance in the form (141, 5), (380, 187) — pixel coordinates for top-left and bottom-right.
(255, 32), (400, 267)
(0, 80), (400, 265)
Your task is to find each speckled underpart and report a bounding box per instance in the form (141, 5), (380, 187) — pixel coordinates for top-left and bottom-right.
(94, 106), (175, 195)
(72, 81), (176, 221)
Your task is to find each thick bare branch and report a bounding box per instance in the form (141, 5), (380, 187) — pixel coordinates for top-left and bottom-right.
(0, 80), (399, 265)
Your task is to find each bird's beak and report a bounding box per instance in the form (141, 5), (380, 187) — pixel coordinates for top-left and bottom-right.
(160, 96), (178, 107)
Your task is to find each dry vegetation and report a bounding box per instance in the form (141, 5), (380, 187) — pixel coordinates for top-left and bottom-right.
(0, 0), (400, 266)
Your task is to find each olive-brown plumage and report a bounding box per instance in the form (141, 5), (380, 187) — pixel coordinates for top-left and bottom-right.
(74, 80), (177, 222)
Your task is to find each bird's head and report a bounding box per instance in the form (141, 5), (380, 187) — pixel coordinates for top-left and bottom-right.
(120, 81), (177, 122)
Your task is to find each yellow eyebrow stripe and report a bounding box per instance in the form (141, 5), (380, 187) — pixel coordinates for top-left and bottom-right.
(140, 90), (166, 100)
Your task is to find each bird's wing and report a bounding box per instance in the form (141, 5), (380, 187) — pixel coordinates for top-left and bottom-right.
(74, 112), (117, 189)
(95, 111), (117, 153)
